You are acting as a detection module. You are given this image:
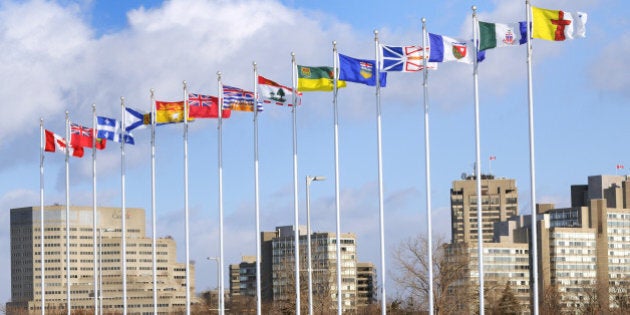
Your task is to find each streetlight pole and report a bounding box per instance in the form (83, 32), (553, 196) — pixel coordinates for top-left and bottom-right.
(306, 175), (326, 315)
(207, 257), (220, 314)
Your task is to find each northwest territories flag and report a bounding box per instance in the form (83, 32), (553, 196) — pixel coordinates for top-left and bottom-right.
(380, 45), (437, 72)
(96, 116), (135, 144)
(429, 33), (485, 64)
(338, 53), (387, 87)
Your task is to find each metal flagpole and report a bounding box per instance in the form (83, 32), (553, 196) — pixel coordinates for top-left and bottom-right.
(290, 54), (303, 315)
(120, 97), (128, 314)
(471, 7), (485, 315)
(373, 30), (387, 315)
(64, 111), (71, 315)
(253, 62), (263, 315)
(150, 89), (158, 315)
(525, 1), (540, 313)
(183, 81), (192, 315)
(421, 19), (435, 315)
(332, 41), (343, 315)
(290, 52), (301, 315)
(40, 118), (46, 315)
(217, 71), (226, 315)
(92, 104), (99, 314)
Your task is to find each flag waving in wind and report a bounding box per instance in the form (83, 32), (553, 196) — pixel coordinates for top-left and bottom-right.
(223, 86), (261, 112)
(429, 33), (479, 64)
(188, 93), (231, 118)
(380, 45), (437, 72)
(532, 6), (587, 41)
(258, 76), (301, 106)
(124, 107), (150, 132)
(155, 101), (193, 124)
(71, 123), (106, 149)
(297, 65), (347, 92)
(96, 116), (135, 144)
(45, 129), (84, 157)
(478, 21), (528, 51)
(338, 53), (387, 87)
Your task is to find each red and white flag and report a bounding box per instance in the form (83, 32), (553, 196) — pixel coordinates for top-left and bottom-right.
(45, 129), (84, 158)
(489, 155), (496, 161)
(258, 75), (301, 107)
(617, 164), (624, 170)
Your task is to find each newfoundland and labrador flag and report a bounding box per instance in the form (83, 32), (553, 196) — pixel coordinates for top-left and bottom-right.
(380, 45), (437, 72)
(338, 53), (387, 87)
(429, 33), (485, 64)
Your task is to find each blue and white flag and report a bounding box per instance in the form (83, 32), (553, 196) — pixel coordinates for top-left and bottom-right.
(380, 45), (438, 72)
(429, 33), (485, 64)
(338, 53), (387, 86)
(124, 107), (149, 133)
(96, 116), (134, 145)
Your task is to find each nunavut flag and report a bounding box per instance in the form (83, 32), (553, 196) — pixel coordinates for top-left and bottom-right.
(155, 100), (194, 124)
(532, 6), (587, 41)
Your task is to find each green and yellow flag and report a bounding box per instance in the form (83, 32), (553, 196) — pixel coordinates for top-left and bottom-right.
(297, 65), (346, 92)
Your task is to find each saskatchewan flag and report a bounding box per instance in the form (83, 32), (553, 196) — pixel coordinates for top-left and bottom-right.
(297, 65), (346, 92)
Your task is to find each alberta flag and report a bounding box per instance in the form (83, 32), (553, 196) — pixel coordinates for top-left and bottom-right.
(429, 33), (484, 64)
(338, 53), (387, 87)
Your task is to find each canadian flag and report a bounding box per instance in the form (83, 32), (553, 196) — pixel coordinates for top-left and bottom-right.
(616, 164), (624, 170)
(45, 129), (84, 158)
(489, 155), (496, 161)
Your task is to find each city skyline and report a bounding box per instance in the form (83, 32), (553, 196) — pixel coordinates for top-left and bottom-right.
(1, 0), (627, 306)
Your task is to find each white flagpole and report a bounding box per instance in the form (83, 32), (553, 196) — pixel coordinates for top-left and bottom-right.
(39, 118), (46, 315)
(217, 71), (226, 315)
(290, 53), (301, 315)
(120, 97), (128, 314)
(65, 111), (71, 315)
(332, 41), (343, 315)
(183, 81), (192, 315)
(525, 1), (540, 313)
(373, 30), (387, 315)
(421, 18), (435, 315)
(150, 89), (158, 314)
(91, 104), (99, 314)
(253, 62), (263, 315)
(471, 7), (485, 315)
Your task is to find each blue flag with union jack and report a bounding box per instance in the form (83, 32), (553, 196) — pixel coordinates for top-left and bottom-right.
(223, 86), (262, 112)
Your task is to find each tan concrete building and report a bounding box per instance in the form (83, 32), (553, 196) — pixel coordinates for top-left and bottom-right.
(536, 175), (630, 311)
(450, 175), (519, 244)
(8, 205), (194, 314)
(356, 262), (376, 307)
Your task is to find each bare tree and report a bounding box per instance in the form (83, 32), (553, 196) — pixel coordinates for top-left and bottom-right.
(540, 284), (564, 315)
(391, 235), (474, 315)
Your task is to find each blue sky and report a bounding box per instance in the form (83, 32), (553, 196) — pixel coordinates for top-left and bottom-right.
(1, 0), (628, 304)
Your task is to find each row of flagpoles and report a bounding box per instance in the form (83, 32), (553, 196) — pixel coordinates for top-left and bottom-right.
(38, 2), (586, 315)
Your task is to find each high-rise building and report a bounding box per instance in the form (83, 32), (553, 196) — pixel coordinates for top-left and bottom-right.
(356, 262), (377, 307)
(8, 205), (194, 314)
(450, 175), (519, 244)
(448, 175), (530, 314)
(535, 175), (630, 310)
(228, 225), (373, 313)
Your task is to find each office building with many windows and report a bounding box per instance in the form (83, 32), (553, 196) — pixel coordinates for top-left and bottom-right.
(8, 205), (194, 314)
